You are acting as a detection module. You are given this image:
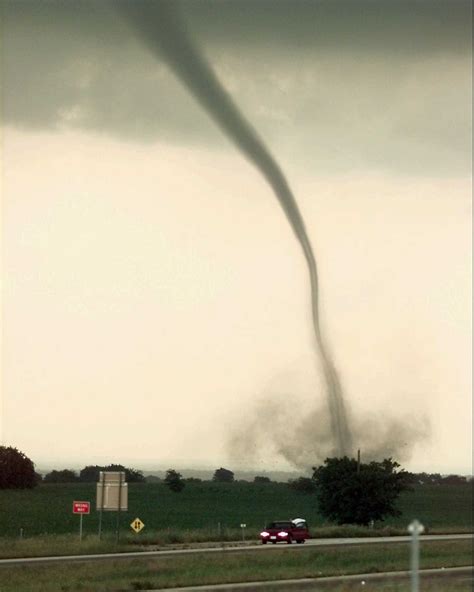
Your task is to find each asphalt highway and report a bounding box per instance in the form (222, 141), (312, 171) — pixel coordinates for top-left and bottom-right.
(0, 533), (471, 567)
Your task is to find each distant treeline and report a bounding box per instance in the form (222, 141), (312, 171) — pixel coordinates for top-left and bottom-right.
(39, 466), (472, 486)
(41, 466), (239, 484)
(42, 465), (146, 483)
(407, 472), (473, 485)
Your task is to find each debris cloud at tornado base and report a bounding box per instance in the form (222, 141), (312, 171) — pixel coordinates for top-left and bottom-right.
(226, 392), (430, 470)
(118, 0), (354, 456)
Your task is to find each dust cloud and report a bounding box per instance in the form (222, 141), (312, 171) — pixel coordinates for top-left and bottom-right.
(226, 393), (430, 470)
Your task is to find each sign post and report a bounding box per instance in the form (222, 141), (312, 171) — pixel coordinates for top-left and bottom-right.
(98, 471), (105, 540)
(96, 471), (128, 541)
(240, 523), (246, 542)
(116, 473), (123, 543)
(408, 519), (425, 592)
(72, 501), (90, 541)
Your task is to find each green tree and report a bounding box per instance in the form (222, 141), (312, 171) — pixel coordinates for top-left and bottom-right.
(44, 469), (78, 483)
(0, 446), (37, 489)
(165, 469), (185, 493)
(212, 467), (234, 482)
(312, 457), (412, 526)
(288, 476), (316, 493)
(254, 475), (271, 484)
(442, 474), (468, 485)
(79, 465), (103, 482)
(145, 475), (162, 483)
(79, 464), (145, 483)
(106, 464), (145, 483)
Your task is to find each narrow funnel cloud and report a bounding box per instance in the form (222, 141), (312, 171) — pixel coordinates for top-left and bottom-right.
(118, 0), (353, 455)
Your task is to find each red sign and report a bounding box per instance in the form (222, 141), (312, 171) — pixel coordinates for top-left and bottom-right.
(73, 501), (90, 514)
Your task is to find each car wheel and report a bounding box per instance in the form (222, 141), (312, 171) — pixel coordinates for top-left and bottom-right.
(286, 537), (292, 544)
(261, 541), (267, 545)
(272, 541), (277, 544)
(296, 539), (303, 544)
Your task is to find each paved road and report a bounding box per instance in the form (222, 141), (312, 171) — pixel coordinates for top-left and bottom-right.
(294, 533), (473, 547)
(0, 533), (471, 567)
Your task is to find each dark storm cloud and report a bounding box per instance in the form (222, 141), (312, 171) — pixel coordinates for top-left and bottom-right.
(0, 1), (216, 142)
(1, 0), (471, 173)
(184, 0), (471, 55)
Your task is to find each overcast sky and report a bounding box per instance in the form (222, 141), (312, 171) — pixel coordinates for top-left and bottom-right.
(1, 0), (471, 474)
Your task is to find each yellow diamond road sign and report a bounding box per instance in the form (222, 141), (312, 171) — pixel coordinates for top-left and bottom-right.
(130, 518), (145, 533)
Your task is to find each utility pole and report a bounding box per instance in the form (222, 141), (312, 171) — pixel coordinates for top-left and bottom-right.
(357, 449), (361, 473)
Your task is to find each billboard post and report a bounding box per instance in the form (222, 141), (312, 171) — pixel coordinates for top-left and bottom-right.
(116, 473), (123, 542)
(98, 472), (105, 540)
(96, 471), (128, 541)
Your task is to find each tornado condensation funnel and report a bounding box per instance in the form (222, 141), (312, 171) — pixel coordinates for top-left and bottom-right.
(117, 0), (353, 455)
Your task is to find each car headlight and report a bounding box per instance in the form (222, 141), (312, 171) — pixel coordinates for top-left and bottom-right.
(260, 531), (270, 537)
(278, 531), (288, 537)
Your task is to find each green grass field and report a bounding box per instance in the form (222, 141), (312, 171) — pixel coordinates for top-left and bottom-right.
(0, 482), (471, 540)
(0, 541), (471, 592)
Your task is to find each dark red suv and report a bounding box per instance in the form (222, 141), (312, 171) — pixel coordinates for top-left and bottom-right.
(260, 519), (309, 544)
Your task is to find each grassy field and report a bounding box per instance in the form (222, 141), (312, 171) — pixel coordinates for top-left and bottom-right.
(0, 540), (471, 591)
(0, 481), (471, 540)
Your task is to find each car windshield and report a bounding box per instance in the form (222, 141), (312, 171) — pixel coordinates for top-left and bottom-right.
(267, 521), (293, 529)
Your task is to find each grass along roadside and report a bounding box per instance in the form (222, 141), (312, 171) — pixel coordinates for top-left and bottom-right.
(0, 533), (129, 560)
(125, 524), (473, 547)
(0, 525), (470, 559)
(0, 540), (471, 592)
(0, 527), (472, 560)
(272, 572), (474, 592)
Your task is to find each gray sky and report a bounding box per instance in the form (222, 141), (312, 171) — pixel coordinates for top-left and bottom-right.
(1, 0), (472, 474)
